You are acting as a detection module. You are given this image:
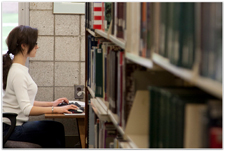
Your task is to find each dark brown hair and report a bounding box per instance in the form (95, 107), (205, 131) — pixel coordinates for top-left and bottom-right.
(3, 25), (38, 90)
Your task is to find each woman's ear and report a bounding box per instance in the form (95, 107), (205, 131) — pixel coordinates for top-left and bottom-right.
(21, 44), (28, 51)
(20, 44), (28, 54)
(21, 43), (25, 50)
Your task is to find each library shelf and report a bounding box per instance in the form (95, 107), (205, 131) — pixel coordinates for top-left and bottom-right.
(152, 53), (222, 99)
(108, 109), (125, 136)
(86, 28), (99, 37)
(87, 29), (126, 49)
(124, 135), (148, 148)
(107, 109), (137, 149)
(125, 52), (153, 69)
(194, 76), (222, 99)
(91, 98), (110, 121)
(109, 35), (126, 49)
(87, 86), (95, 98)
(96, 97), (108, 113)
(95, 29), (109, 39)
(119, 142), (132, 148)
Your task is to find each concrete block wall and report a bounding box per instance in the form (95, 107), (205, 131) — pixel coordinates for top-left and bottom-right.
(28, 2), (85, 136)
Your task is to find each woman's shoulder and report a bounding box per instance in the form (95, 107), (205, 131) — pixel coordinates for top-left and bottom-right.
(9, 64), (28, 80)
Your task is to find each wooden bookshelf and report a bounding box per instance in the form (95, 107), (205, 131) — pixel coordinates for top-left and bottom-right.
(86, 28), (222, 99)
(86, 28), (99, 37)
(87, 29), (126, 49)
(96, 97), (108, 112)
(109, 35), (126, 49)
(85, 2), (222, 149)
(90, 98), (110, 121)
(152, 53), (222, 99)
(87, 86), (95, 98)
(125, 52), (153, 69)
(95, 29), (109, 39)
(108, 110), (125, 136)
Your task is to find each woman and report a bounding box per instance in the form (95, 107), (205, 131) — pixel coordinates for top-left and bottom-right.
(3, 25), (78, 148)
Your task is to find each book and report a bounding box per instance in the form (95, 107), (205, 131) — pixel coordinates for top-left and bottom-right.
(104, 2), (112, 32)
(158, 3), (168, 57)
(116, 2), (124, 39)
(87, 35), (98, 87)
(214, 3), (222, 83)
(140, 2), (147, 57)
(148, 86), (215, 148)
(101, 42), (113, 102)
(179, 3), (195, 69)
(95, 48), (103, 97)
(108, 47), (120, 114)
(207, 100), (222, 148)
(103, 122), (117, 148)
(101, 2), (105, 31)
(153, 2), (160, 54)
(116, 51), (124, 125)
(88, 105), (96, 148)
(146, 2), (153, 58)
(113, 2), (117, 36)
(125, 2), (132, 53)
(94, 119), (100, 148)
(93, 2), (103, 29)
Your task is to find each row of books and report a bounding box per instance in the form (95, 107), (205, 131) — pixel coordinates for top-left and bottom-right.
(148, 87), (222, 148)
(85, 2), (126, 39)
(86, 2), (222, 83)
(88, 98), (129, 148)
(87, 34), (186, 130)
(129, 2), (222, 82)
(95, 120), (117, 148)
(87, 34), (126, 127)
(87, 33), (222, 148)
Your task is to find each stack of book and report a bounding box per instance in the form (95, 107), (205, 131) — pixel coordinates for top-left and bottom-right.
(148, 87), (222, 148)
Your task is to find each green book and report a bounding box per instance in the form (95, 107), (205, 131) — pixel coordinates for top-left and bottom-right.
(104, 2), (112, 31)
(170, 3), (182, 66)
(178, 3), (195, 69)
(95, 48), (103, 97)
(166, 3), (175, 63)
(148, 87), (160, 148)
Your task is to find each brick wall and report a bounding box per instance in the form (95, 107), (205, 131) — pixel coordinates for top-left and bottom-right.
(28, 2), (85, 137)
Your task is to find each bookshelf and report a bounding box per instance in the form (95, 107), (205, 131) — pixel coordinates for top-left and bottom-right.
(85, 2), (222, 149)
(152, 53), (222, 99)
(87, 86), (95, 98)
(91, 98), (109, 121)
(126, 52), (153, 69)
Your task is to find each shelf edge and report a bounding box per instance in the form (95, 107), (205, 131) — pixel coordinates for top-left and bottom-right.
(87, 86), (95, 98)
(125, 52), (153, 69)
(152, 53), (222, 98)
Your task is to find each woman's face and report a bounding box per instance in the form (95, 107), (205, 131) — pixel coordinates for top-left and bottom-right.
(28, 43), (39, 58)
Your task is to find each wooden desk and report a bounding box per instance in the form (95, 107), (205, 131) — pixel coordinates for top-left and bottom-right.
(45, 113), (85, 148)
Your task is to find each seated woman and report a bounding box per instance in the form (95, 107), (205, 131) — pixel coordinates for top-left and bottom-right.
(3, 25), (78, 148)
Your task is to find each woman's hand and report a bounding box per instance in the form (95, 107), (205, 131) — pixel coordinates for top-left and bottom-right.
(52, 97), (69, 107)
(54, 104), (78, 114)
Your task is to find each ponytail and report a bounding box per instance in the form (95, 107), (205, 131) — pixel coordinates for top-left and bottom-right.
(3, 52), (12, 90)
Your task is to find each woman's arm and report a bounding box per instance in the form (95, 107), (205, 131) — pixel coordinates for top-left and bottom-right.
(33, 97), (69, 107)
(29, 104), (78, 116)
(33, 101), (53, 107)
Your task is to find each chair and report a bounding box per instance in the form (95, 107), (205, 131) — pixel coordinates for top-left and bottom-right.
(3, 113), (41, 148)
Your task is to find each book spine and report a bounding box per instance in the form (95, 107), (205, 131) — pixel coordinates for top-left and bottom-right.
(101, 2), (105, 31)
(141, 2), (147, 57)
(116, 2), (124, 39)
(93, 2), (103, 30)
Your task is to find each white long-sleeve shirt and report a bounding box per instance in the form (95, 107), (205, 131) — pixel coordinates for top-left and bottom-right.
(3, 63), (38, 126)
